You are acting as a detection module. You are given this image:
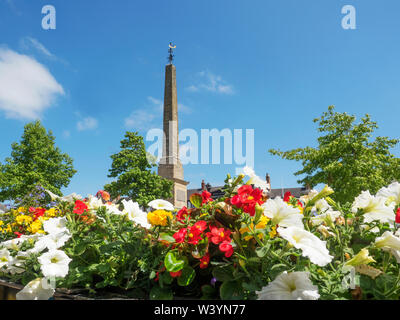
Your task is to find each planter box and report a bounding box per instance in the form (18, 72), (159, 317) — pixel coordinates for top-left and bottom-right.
(0, 279), (140, 300)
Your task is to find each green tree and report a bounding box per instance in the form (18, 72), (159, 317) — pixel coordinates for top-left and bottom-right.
(0, 120), (76, 201)
(104, 131), (173, 207)
(269, 106), (400, 203)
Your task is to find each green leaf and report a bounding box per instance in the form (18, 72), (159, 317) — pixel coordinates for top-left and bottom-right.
(177, 266), (196, 287)
(190, 193), (203, 208)
(164, 251), (185, 272)
(220, 281), (245, 300)
(160, 272), (173, 285)
(256, 245), (269, 258)
(149, 285), (173, 300)
(212, 266), (234, 282)
(159, 233), (176, 243)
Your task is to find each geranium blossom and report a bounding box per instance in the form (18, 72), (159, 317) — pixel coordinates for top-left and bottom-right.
(16, 278), (55, 300)
(231, 185), (264, 216)
(38, 250), (72, 278)
(257, 271), (320, 300)
(278, 226), (333, 266)
(73, 200), (89, 215)
(262, 197), (304, 229)
(352, 191), (395, 224)
(207, 226), (231, 244)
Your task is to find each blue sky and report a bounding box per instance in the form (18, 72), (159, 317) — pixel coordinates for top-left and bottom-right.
(0, 0), (400, 197)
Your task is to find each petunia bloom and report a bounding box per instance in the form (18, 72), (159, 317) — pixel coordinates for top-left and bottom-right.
(257, 271), (320, 300)
(277, 226), (333, 267)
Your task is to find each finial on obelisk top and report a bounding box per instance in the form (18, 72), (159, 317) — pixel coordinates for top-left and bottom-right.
(168, 42), (176, 64)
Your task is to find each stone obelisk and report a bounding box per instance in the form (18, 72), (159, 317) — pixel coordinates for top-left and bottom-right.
(158, 43), (188, 209)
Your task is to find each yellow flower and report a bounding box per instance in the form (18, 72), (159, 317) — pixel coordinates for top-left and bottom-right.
(16, 215), (33, 225)
(269, 225), (277, 238)
(45, 208), (60, 218)
(147, 209), (173, 226)
(0, 221), (3, 227)
(240, 216), (270, 241)
(27, 220), (43, 234)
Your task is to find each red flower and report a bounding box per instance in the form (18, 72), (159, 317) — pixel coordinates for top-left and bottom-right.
(73, 200), (88, 215)
(396, 208), (400, 224)
(96, 190), (110, 201)
(154, 272), (159, 282)
(173, 228), (187, 244)
(199, 253), (210, 269)
(187, 226), (203, 245)
(201, 190), (213, 205)
(176, 206), (190, 222)
(14, 232), (23, 238)
(193, 220), (208, 233)
(30, 207), (46, 220)
(283, 191), (293, 202)
(170, 270), (182, 278)
(207, 226), (231, 245)
(231, 185), (264, 216)
(219, 241), (234, 258)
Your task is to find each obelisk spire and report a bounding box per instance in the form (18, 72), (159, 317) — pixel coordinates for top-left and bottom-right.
(158, 43), (188, 208)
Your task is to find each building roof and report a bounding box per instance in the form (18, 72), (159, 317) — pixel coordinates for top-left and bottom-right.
(187, 186), (309, 201)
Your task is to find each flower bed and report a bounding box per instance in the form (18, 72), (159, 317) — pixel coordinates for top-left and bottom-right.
(0, 169), (400, 300)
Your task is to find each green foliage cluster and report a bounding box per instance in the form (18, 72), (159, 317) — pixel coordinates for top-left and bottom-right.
(104, 132), (173, 207)
(0, 121), (76, 202)
(269, 106), (400, 204)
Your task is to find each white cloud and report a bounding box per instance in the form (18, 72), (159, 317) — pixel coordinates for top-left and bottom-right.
(125, 109), (157, 130)
(0, 48), (64, 120)
(186, 70), (234, 95)
(20, 37), (54, 58)
(77, 117), (98, 131)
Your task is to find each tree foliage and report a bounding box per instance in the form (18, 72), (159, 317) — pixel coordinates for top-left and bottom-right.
(104, 132), (173, 207)
(0, 120), (76, 201)
(269, 106), (400, 203)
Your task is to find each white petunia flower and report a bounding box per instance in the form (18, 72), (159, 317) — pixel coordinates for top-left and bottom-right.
(32, 232), (71, 253)
(45, 190), (82, 203)
(299, 190), (319, 205)
(278, 226), (333, 266)
(0, 248), (11, 269)
(343, 248), (375, 272)
(148, 199), (174, 211)
(257, 271), (320, 300)
(16, 278), (54, 300)
(375, 231), (400, 251)
(0, 234), (42, 251)
(38, 250), (72, 278)
(310, 209), (342, 227)
(352, 191), (395, 224)
(105, 203), (124, 215)
(87, 195), (104, 210)
(262, 197), (304, 229)
(43, 217), (69, 235)
(242, 166), (270, 192)
(317, 225), (335, 238)
(377, 182), (400, 206)
(122, 199), (151, 229)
